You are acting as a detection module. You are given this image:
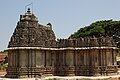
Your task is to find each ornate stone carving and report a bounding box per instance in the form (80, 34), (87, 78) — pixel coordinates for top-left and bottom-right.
(8, 9), (56, 48)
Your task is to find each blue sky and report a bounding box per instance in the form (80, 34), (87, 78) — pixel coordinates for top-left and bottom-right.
(0, 0), (120, 51)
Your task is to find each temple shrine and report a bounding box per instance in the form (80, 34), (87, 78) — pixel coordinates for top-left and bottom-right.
(6, 8), (118, 78)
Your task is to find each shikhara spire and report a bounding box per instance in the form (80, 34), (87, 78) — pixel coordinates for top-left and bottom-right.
(8, 8), (56, 47)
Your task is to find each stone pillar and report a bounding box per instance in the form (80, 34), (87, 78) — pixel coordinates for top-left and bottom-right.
(103, 49), (107, 66)
(11, 51), (14, 66)
(76, 50), (81, 66)
(80, 50), (84, 66)
(46, 50), (51, 66)
(31, 50), (36, 67)
(44, 50), (46, 67)
(88, 49), (92, 66)
(15, 50), (20, 67)
(94, 49), (99, 66)
(91, 49), (96, 66)
(66, 50), (74, 66)
(99, 49), (102, 66)
(36, 50), (43, 67)
(14, 50), (17, 67)
(106, 49), (112, 65)
(8, 51), (12, 67)
(100, 49), (103, 66)
(84, 49), (87, 66)
(19, 50), (28, 67)
(58, 51), (65, 66)
(64, 50), (66, 66)
(86, 49), (89, 66)
(112, 49), (117, 65)
(12, 51), (15, 67)
(51, 51), (56, 66)
(73, 50), (76, 66)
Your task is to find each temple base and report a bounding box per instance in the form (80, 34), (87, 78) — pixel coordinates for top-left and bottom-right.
(6, 66), (118, 78)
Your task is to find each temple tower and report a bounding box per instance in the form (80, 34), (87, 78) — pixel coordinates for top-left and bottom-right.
(8, 8), (56, 48)
(6, 8), (56, 78)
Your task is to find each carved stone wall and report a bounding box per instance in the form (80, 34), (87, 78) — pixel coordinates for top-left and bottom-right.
(6, 47), (118, 78)
(57, 36), (116, 48)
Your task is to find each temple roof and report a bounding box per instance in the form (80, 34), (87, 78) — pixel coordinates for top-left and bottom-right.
(8, 8), (56, 47)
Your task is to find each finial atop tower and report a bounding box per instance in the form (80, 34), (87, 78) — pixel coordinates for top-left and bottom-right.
(25, 3), (33, 13)
(27, 8), (31, 13)
(20, 7), (38, 22)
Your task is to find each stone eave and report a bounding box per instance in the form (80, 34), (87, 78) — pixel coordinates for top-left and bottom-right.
(6, 47), (118, 51)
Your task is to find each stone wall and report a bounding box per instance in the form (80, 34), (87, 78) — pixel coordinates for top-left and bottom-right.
(57, 36), (116, 48)
(6, 47), (118, 78)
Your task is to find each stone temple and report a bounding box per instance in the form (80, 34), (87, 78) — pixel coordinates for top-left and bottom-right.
(6, 8), (118, 78)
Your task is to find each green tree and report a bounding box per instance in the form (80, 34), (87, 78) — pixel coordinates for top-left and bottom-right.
(69, 20), (120, 39)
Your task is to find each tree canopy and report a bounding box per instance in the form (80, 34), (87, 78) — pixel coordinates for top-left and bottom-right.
(69, 20), (120, 39)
